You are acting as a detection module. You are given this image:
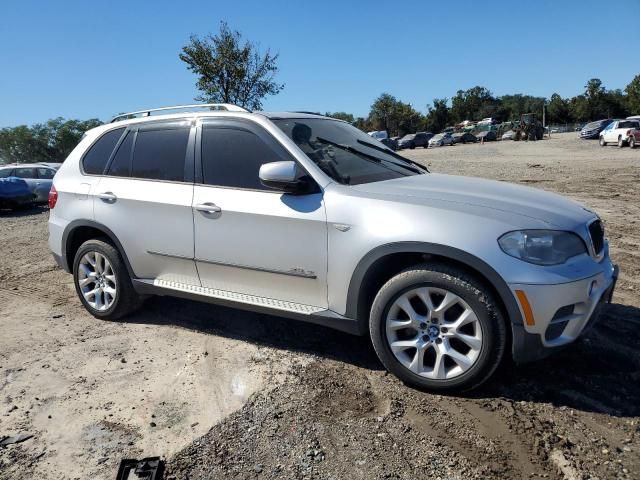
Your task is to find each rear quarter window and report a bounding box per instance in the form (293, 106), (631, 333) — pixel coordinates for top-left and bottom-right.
(82, 128), (125, 175)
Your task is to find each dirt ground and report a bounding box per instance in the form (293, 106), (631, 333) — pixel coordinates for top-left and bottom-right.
(1, 133), (638, 479)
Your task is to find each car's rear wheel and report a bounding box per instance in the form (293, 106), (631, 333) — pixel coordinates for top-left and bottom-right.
(630, 137), (636, 149)
(73, 239), (142, 320)
(599, 136), (606, 146)
(369, 263), (506, 392)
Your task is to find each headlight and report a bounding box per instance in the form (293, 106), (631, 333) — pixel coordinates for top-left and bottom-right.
(498, 230), (587, 265)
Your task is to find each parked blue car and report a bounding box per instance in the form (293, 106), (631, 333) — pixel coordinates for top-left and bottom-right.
(0, 177), (35, 210)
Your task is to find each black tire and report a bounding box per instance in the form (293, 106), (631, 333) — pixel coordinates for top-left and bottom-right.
(369, 263), (506, 392)
(599, 136), (606, 146)
(73, 238), (142, 320)
(409, 143), (415, 149)
(630, 137), (636, 149)
(618, 136), (625, 148)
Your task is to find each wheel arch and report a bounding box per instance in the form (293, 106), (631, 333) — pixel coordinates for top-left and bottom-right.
(345, 242), (523, 336)
(62, 220), (136, 278)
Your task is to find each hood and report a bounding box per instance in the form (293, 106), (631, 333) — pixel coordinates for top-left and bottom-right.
(350, 173), (595, 229)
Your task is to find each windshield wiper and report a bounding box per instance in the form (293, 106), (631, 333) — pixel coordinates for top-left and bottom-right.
(316, 137), (423, 176)
(356, 139), (429, 173)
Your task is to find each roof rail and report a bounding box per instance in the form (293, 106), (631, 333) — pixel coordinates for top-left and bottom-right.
(111, 103), (250, 123)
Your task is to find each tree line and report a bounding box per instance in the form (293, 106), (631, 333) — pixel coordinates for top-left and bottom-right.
(327, 76), (640, 137)
(0, 118), (102, 164)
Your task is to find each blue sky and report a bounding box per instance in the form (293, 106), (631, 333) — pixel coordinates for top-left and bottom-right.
(1, 0), (639, 127)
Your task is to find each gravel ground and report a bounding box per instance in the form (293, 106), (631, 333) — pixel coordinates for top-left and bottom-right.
(1, 133), (639, 479)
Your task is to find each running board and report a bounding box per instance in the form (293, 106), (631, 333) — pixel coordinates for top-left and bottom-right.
(151, 279), (325, 315)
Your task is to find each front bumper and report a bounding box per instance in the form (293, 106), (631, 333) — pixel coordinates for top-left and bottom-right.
(510, 260), (618, 363)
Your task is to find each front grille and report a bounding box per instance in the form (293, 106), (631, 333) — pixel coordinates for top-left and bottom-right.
(588, 219), (604, 255)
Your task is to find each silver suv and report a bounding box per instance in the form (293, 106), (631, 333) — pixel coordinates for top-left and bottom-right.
(48, 104), (618, 392)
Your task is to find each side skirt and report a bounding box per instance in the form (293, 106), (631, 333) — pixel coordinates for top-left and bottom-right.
(131, 279), (362, 336)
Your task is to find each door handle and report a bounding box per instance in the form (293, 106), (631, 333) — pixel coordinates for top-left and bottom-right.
(195, 202), (222, 214)
(98, 192), (117, 203)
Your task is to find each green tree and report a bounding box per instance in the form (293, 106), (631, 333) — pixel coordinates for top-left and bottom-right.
(546, 93), (571, 124)
(179, 22), (284, 111)
(424, 98), (449, 133)
(625, 74), (640, 114)
(0, 118), (101, 164)
(450, 86), (497, 123)
(325, 111), (355, 123)
(368, 94), (423, 136)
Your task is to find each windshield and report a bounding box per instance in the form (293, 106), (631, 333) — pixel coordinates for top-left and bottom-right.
(401, 134), (415, 140)
(432, 134), (444, 140)
(272, 118), (426, 185)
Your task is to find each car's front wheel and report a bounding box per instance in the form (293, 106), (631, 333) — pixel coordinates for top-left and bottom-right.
(618, 136), (625, 148)
(599, 136), (606, 146)
(630, 137), (636, 149)
(369, 264), (506, 392)
(73, 239), (142, 320)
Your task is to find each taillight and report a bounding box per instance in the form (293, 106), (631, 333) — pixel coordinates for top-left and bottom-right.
(48, 185), (58, 209)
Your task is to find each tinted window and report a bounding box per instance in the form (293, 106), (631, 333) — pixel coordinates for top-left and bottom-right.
(201, 127), (281, 190)
(37, 168), (55, 179)
(619, 121), (639, 129)
(0, 169), (12, 178)
(131, 128), (189, 181)
(14, 168), (36, 179)
(107, 131), (133, 177)
(82, 128), (125, 175)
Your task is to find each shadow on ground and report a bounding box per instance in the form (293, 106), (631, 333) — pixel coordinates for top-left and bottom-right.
(0, 205), (48, 217)
(129, 298), (640, 417)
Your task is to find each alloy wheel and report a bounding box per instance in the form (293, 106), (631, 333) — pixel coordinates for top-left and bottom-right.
(77, 251), (117, 311)
(385, 287), (483, 379)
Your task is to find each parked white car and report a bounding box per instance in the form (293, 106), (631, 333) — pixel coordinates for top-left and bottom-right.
(368, 131), (388, 141)
(428, 132), (454, 147)
(599, 119), (640, 147)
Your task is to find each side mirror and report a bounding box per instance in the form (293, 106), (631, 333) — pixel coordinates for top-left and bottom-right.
(259, 161), (314, 194)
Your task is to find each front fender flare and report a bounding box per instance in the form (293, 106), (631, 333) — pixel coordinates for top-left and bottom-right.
(345, 241), (524, 331)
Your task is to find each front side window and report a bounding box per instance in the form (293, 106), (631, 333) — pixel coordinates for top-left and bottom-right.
(273, 118), (425, 185)
(82, 128), (125, 175)
(201, 127), (284, 190)
(131, 128), (189, 182)
(0, 169), (13, 178)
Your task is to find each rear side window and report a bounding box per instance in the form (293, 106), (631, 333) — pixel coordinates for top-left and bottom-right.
(37, 168), (55, 179)
(83, 128), (125, 175)
(201, 127), (281, 190)
(107, 132), (133, 177)
(131, 128), (189, 182)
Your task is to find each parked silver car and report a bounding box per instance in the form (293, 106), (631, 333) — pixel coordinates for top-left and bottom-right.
(428, 132), (454, 147)
(48, 104), (617, 392)
(0, 163), (59, 203)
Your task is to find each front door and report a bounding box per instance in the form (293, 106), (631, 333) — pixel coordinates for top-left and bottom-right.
(192, 119), (328, 309)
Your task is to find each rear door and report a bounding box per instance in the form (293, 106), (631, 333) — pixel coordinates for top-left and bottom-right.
(192, 118), (328, 309)
(94, 120), (199, 285)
